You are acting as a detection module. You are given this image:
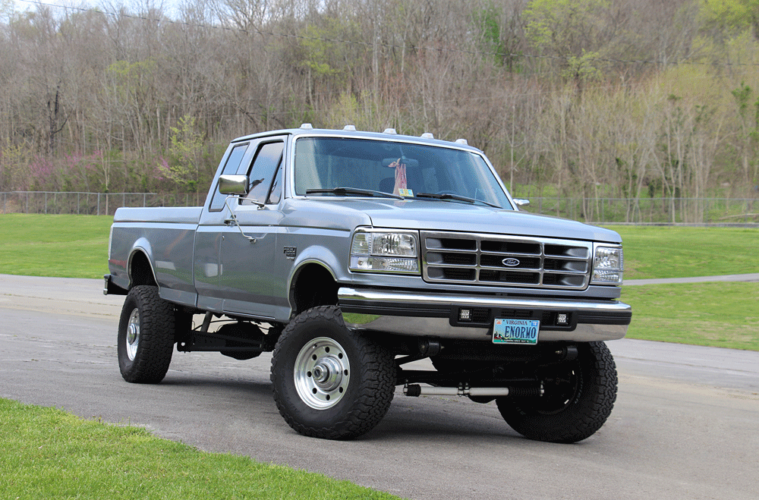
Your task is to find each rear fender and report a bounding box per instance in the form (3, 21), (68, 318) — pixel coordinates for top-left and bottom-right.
(128, 238), (159, 289)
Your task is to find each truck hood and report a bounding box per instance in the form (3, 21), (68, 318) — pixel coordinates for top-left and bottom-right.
(297, 198), (621, 243)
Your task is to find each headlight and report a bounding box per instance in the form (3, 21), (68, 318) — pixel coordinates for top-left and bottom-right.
(592, 245), (624, 285)
(350, 229), (420, 274)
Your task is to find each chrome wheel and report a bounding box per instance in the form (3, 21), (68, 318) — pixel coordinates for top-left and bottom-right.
(126, 308), (140, 361)
(293, 336), (350, 410)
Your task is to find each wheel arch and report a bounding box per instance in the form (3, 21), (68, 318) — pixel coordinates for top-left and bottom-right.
(287, 260), (339, 317)
(128, 244), (159, 290)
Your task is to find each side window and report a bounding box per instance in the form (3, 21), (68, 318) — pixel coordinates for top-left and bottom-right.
(209, 143), (249, 212)
(243, 141), (284, 205)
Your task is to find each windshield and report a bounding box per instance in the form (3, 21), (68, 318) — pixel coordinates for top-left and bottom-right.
(293, 137), (513, 209)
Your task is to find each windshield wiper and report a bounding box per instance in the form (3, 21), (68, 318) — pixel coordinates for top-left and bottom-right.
(415, 192), (501, 209)
(306, 187), (404, 200)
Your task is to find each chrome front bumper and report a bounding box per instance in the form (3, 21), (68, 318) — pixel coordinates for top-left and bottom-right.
(338, 287), (631, 342)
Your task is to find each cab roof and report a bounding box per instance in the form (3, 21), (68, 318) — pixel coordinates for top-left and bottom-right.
(230, 125), (482, 153)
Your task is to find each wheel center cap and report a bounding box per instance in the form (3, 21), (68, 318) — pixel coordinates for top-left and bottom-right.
(127, 324), (138, 345)
(312, 357), (342, 391)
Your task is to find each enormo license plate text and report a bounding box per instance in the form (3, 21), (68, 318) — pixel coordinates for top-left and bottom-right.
(493, 319), (540, 345)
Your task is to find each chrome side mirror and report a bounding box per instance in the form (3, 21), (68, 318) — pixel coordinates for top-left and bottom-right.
(219, 175), (249, 195)
(513, 198), (530, 208)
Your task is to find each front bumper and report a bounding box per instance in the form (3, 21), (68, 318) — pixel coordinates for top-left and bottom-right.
(338, 287), (631, 342)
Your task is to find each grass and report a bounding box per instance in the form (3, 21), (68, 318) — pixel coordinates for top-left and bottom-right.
(0, 215), (756, 281)
(604, 226), (759, 280)
(0, 214), (112, 278)
(0, 398), (398, 500)
(0, 214), (757, 351)
(622, 282), (759, 351)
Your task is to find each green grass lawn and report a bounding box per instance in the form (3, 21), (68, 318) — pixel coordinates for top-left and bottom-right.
(605, 226), (759, 280)
(0, 214), (112, 278)
(0, 214), (757, 351)
(0, 398), (398, 500)
(622, 282), (759, 351)
(0, 215), (756, 281)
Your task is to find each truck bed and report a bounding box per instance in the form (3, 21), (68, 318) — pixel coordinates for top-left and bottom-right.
(109, 207), (203, 307)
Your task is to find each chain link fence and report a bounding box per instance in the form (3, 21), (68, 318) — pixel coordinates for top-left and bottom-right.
(522, 197), (758, 224)
(1, 191), (757, 224)
(0, 192), (208, 216)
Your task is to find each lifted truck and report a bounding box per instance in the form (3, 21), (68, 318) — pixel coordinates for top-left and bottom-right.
(106, 125), (631, 443)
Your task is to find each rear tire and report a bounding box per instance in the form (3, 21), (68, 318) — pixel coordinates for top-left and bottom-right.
(117, 285), (176, 384)
(271, 306), (395, 440)
(496, 342), (617, 443)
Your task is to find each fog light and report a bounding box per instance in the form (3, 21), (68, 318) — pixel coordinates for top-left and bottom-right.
(557, 313), (569, 326)
(459, 309), (471, 321)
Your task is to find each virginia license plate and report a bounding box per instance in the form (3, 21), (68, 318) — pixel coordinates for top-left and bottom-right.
(493, 318), (540, 345)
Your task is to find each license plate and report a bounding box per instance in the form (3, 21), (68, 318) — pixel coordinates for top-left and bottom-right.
(493, 318), (540, 345)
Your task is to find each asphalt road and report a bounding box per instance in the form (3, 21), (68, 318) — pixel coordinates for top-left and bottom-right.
(1, 275), (758, 500)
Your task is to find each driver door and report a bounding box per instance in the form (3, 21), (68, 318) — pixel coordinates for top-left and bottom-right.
(218, 137), (287, 320)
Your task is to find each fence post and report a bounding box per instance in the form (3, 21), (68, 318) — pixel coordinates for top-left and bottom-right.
(77, 193), (80, 215)
(123, 193), (126, 209)
(97, 193), (100, 216)
(44, 192), (48, 214)
(143, 193), (146, 207)
(26, 192), (29, 214)
(746, 199), (750, 223)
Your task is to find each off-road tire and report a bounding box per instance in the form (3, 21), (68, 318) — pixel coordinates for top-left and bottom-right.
(496, 341), (617, 443)
(271, 306), (395, 440)
(117, 285), (176, 383)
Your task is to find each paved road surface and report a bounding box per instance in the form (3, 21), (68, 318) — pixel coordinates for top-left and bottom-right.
(1, 275), (758, 500)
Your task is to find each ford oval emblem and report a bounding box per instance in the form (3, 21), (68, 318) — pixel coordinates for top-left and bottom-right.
(502, 258), (520, 267)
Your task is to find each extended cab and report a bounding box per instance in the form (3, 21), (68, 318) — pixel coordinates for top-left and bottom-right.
(106, 126), (631, 442)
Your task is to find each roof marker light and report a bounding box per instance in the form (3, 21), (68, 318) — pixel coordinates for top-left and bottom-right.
(343, 125), (357, 131)
(383, 128), (398, 135)
(300, 123), (313, 129)
(421, 133), (434, 139)
(455, 138), (468, 145)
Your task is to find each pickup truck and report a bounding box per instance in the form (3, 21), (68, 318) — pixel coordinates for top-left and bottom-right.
(106, 125), (631, 443)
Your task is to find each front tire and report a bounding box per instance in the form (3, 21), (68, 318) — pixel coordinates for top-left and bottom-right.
(496, 342), (617, 443)
(271, 306), (396, 440)
(117, 285), (177, 383)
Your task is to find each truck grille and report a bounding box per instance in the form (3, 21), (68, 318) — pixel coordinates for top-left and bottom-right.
(421, 231), (592, 290)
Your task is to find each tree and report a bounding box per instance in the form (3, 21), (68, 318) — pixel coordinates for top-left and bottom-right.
(165, 115), (206, 203)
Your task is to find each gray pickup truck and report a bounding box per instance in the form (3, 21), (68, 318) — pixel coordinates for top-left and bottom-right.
(106, 125), (631, 443)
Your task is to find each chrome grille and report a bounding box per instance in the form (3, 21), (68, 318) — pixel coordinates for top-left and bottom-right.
(422, 231), (592, 289)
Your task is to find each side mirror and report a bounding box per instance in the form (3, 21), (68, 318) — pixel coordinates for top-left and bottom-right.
(219, 175), (249, 195)
(513, 198), (530, 208)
